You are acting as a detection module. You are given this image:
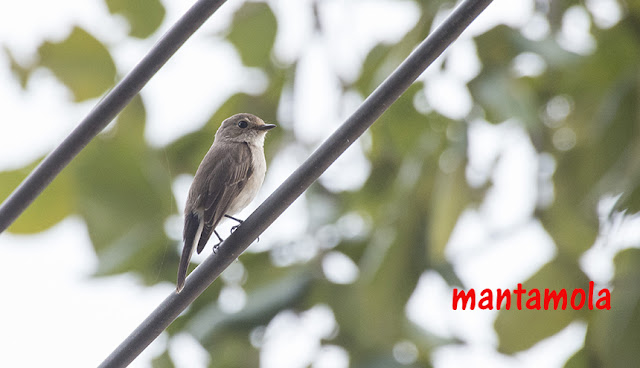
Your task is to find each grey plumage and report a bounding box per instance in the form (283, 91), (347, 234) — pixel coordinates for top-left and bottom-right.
(177, 113), (275, 292)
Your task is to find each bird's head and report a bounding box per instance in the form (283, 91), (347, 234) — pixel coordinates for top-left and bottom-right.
(215, 113), (276, 145)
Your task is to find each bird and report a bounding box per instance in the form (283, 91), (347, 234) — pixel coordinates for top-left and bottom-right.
(176, 113), (275, 292)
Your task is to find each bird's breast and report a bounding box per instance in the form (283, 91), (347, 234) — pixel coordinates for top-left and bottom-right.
(227, 144), (267, 215)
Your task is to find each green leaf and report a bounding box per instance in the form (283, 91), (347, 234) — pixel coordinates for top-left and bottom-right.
(116, 93), (146, 141)
(151, 350), (173, 368)
(3, 46), (33, 89)
(559, 79), (638, 204)
(352, 353), (428, 368)
(227, 2), (277, 67)
(470, 68), (540, 127)
(186, 268), (313, 344)
(630, 1), (640, 21)
(105, 0), (165, 38)
(372, 83), (432, 156)
(564, 348), (587, 368)
(495, 259), (590, 354)
(586, 248), (640, 368)
(71, 107), (176, 281)
(0, 161), (74, 234)
(540, 199), (597, 257)
(428, 165), (470, 263)
(38, 27), (116, 101)
(617, 180), (640, 214)
(208, 335), (259, 368)
(355, 83), (441, 218)
(316, 207), (429, 357)
(356, 43), (394, 96)
(470, 26), (546, 127)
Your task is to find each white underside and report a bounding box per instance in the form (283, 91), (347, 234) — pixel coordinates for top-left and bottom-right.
(227, 143), (267, 215)
(191, 214), (205, 257)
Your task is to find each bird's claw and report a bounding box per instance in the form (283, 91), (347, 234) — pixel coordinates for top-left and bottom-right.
(228, 225), (260, 242)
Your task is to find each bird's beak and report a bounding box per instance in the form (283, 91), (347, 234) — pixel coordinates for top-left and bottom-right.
(255, 124), (276, 131)
(255, 124), (276, 130)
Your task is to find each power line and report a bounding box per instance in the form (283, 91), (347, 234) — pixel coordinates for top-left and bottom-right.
(98, 0), (493, 366)
(0, 0), (228, 232)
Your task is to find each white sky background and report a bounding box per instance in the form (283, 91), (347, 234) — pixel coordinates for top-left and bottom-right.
(0, 0), (635, 367)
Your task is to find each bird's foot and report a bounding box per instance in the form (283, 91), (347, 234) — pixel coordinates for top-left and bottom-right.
(224, 215), (259, 242)
(212, 230), (224, 254)
(226, 214), (244, 234)
(229, 224), (259, 242)
(225, 214), (244, 224)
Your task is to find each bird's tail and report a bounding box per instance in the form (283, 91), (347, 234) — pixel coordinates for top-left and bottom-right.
(177, 212), (204, 292)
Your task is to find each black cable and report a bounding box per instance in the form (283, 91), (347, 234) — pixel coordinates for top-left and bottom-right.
(0, 0), (228, 232)
(98, 0), (493, 366)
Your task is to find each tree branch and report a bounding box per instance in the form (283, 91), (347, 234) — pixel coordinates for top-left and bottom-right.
(98, 0), (493, 366)
(0, 0), (228, 232)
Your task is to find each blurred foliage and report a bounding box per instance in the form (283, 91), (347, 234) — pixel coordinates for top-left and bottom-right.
(105, 0), (165, 38)
(0, 159), (74, 233)
(494, 259), (590, 354)
(1, 0), (640, 367)
(226, 2), (277, 68)
(38, 26), (116, 101)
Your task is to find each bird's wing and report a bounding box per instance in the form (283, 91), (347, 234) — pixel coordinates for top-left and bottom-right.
(176, 142), (253, 292)
(197, 142), (253, 253)
(177, 143), (252, 292)
(177, 210), (202, 292)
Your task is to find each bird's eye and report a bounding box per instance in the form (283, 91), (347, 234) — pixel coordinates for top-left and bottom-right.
(238, 120), (248, 129)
